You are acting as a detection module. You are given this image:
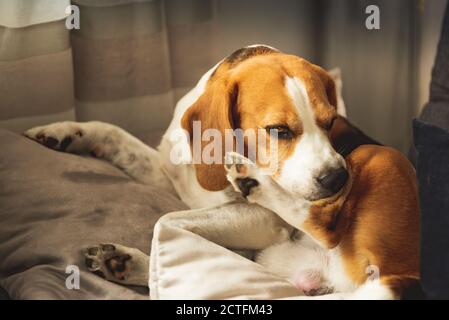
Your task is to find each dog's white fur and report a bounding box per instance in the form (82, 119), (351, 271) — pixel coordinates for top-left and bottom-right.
(24, 45), (394, 299)
(277, 77), (346, 202)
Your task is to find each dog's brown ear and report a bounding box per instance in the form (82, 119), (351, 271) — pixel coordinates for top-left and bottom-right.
(310, 64), (338, 109)
(181, 78), (239, 191)
(330, 116), (382, 157)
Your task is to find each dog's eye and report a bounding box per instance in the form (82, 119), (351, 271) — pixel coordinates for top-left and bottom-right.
(266, 125), (293, 140)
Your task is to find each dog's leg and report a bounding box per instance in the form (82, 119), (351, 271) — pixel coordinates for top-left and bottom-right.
(224, 152), (310, 229)
(158, 202), (293, 250)
(84, 243), (149, 286)
(24, 121), (174, 192)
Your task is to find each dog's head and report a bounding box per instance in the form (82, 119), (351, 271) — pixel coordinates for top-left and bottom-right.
(181, 45), (348, 201)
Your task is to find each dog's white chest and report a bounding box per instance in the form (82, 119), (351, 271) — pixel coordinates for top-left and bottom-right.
(325, 248), (358, 292)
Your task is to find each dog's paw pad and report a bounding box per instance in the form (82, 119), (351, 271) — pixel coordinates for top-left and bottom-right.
(304, 286), (335, 296)
(43, 136), (59, 148)
(85, 256), (101, 271)
(84, 243), (133, 282)
(224, 152), (262, 197)
(236, 178), (259, 198)
(224, 152), (255, 176)
(23, 122), (83, 152)
(28, 131), (57, 147)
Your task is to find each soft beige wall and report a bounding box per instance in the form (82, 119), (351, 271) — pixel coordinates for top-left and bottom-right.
(1, 0), (447, 151)
(215, 0), (319, 61)
(214, 0), (439, 153)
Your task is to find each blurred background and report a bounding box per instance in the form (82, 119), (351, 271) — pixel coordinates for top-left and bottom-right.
(0, 0), (447, 153)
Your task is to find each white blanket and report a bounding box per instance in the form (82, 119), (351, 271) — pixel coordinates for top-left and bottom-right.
(148, 219), (350, 300)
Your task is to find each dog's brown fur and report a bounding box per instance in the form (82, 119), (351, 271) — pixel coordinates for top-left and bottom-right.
(304, 144), (420, 298)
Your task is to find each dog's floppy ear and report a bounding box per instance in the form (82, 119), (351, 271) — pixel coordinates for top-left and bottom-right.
(310, 64), (338, 110)
(181, 78), (239, 191)
(330, 116), (382, 157)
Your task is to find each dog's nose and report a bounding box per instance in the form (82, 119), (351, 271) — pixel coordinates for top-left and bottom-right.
(316, 167), (348, 194)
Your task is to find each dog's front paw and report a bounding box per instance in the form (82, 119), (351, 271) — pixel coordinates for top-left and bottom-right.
(224, 152), (265, 201)
(23, 121), (84, 152)
(84, 243), (149, 286)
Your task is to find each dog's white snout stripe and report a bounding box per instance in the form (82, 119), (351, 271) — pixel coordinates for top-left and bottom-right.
(275, 76), (343, 199)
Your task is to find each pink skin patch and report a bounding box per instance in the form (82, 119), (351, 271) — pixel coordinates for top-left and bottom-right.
(293, 269), (323, 295)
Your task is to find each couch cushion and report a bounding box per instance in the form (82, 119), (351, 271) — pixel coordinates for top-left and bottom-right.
(0, 129), (186, 299)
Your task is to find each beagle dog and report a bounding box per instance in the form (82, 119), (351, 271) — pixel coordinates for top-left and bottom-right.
(24, 45), (419, 299)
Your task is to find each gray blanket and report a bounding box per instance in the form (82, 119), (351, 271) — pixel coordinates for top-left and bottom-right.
(0, 129), (187, 299)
